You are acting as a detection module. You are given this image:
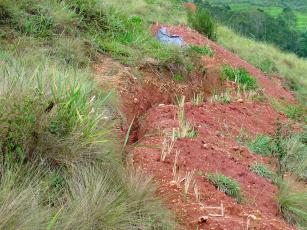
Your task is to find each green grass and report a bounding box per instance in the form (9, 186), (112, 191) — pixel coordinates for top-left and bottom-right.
(217, 26), (307, 105)
(220, 65), (258, 90)
(206, 173), (242, 203)
(250, 163), (275, 182)
(188, 45), (214, 57)
(245, 135), (272, 156)
(0, 0), (184, 228)
(277, 183), (307, 228)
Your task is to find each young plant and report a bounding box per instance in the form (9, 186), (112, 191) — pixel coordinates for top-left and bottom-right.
(175, 96), (197, 138)
(172, 150), (182, 185)
(206, 173), (242, 203)
(160, 129), (176, 162)
(210, 90), (231, 104)
(177, 108), (196, 138)
(191, 93), (204, 106)
(183, 170), (194, 195)
(193, 181), (201, 202)
(221, 65), (257, 90)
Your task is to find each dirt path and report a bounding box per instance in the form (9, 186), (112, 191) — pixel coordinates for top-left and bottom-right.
(93, 25), (298, 229)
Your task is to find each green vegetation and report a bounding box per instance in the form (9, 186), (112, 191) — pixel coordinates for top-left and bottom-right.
(217, 26), (307, 105)
(270, 99), (307, 122)
(188, 45), (213, 57)
(196, 0), (307, 58)
(221, 65), (257, 90)
(173, 74), (184, 82)
(206, 173), (242, 203)
(250, 163), (275, 182)
(187, 7), (217, 40)
(240, 123), (307, 181)
(277, 184), (307, 228)
(245, 135), (272, 156)
(210, 90), (231, 104)
(0, 0), (187, 228)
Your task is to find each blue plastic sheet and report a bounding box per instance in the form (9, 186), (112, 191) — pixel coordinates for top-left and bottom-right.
(155, 27), (184, 46)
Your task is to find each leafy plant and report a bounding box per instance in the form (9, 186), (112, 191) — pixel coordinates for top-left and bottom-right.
(206, 173), (242, 203)
(221, 65), (258, 90)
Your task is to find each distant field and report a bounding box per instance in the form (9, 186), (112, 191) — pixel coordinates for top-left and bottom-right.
(207, 0), (307, 32)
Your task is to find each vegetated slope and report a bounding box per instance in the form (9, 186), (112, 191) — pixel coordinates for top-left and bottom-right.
(0, 0), (306, 229)
(94, 22), (306, 229)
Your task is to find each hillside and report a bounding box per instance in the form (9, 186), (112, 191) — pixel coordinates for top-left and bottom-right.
(0, 0), (306, 230)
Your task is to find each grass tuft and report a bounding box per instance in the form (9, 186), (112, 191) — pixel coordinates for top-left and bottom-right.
(221, 65), (258, 90)
(206, 173), (242, 203)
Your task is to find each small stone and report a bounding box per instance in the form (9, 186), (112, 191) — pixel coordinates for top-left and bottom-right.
(202, 143), (209, 149)
(133, 98), (139, 103)
(158, 104), (165, 107)
(237, 98), (244, 103)
(198, 216), (209, 223)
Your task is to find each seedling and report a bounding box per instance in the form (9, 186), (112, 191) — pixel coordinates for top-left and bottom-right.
(184, 170), (195, 195)
(160, 129), (176, 161)
(191, 93), (204, 106)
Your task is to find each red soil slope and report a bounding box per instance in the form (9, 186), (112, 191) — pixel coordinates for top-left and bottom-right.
(94, 25), (299, 229)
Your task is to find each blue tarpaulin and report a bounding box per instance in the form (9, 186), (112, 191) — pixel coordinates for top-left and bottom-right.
(155, 27), (184, 46)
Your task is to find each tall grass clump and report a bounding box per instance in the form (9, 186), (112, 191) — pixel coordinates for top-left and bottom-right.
(277, 183), (307, 228)
(188, 7), (217, 40)
(0, 51), (115, 167)
(0, 49), (177, 229)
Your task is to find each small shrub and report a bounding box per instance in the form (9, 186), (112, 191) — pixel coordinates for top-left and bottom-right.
(188, 7), (217, 40)
(221, 65), (257, 90)
(277, 183), (307, 228)
(207, 173), (242, 203)
(250, 163), (274, 182)
(189, 45), (213, 57)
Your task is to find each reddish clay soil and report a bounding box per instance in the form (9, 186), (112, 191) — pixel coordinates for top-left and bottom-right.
(132, 102), (293, 230)
(93, 25), (300, 229)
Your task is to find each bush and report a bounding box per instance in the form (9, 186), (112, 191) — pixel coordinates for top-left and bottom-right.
(277, 183), (307, 228)
(221, 65), (258, 90)
(188, 7), (217, 40)
(207, 173), (242, 203)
